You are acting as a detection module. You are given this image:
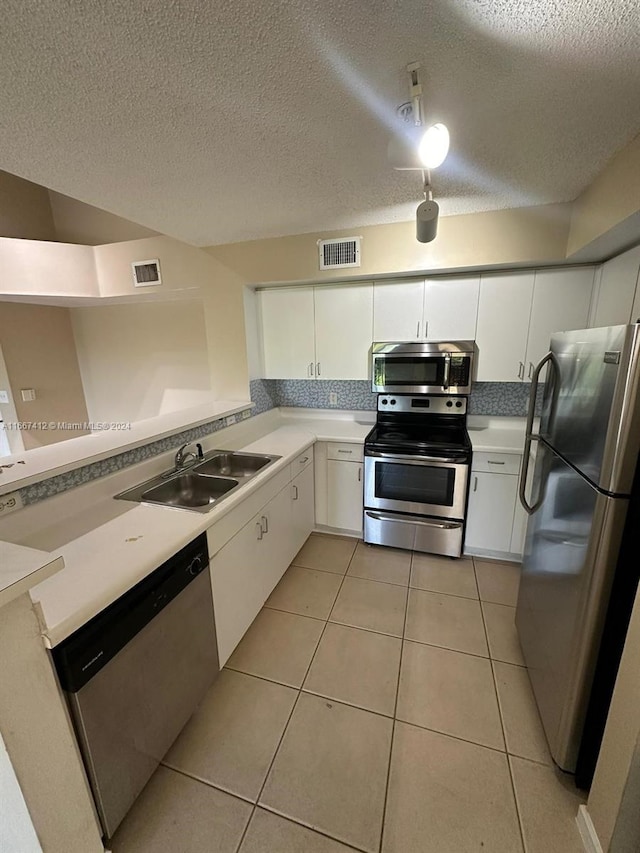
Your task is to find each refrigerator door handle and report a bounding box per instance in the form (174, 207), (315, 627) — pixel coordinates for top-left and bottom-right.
(520, 351), (557, 515)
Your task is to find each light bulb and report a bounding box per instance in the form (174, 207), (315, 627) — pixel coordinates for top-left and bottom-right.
(418, 123), (450, 169)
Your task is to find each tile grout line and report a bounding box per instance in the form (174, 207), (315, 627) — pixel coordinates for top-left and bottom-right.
(475, 557), (528, 853)
(377, 552), (413, 853)
(233, 541), (358, 853)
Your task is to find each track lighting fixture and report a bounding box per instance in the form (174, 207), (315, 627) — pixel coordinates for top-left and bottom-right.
(388, 63), (449, 242)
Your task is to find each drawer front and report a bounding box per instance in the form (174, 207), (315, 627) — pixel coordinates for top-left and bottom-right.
(292, 446), (314, 472)
(472, 451), (521, 475)
(326, 442), (364, 463)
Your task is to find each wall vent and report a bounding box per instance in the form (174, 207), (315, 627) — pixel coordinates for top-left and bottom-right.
(318, 237), (361, 270)
(132, 259), (162, 287)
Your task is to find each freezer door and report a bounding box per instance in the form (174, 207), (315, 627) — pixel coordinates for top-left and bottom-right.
(516, 442), (628, 771)
(540, 324), (640, 494)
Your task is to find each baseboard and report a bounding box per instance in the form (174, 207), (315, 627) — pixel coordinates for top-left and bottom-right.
(576, 805), (604, 853)
(464, 546), (522, 563)
(313, 524), (361, 539)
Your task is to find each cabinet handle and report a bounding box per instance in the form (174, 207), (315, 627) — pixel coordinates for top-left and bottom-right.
(300, 456), (309, 464)
(416, 321), (420, 338)
(308, 362), (314, 377)
(256, 522), (263, 541)
(424, 320), (429, 338)
(487, 460), (505, 465)
(473, 476), (478, 492)
(292, 484), (298, 500)
(316, 362), (321, 376)
(358, 466), (362, 482)
(261, 515), (269, 534)
(518, 362), (525, 380)
(337, 449), (353, 454)
(528, 362), (534, 379)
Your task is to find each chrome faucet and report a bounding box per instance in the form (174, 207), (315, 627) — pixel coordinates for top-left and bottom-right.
(174, 442), (204, 469)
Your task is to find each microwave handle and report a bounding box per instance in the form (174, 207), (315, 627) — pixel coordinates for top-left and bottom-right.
(443, 353), (451, 390)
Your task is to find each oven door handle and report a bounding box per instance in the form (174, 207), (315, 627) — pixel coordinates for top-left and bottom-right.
(365, 511), (463, 530)
(365, 451), (465, 465)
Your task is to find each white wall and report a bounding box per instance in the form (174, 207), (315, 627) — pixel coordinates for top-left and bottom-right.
(71, 300), (213, 423)
(0, 732), (42, 853)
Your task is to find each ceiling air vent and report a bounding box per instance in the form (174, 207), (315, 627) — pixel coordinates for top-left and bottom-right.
(132, 259), (162, 287)
(318, 237), (361, 270)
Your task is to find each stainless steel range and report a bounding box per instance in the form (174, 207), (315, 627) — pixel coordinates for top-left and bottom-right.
(363, 394), (472, 557)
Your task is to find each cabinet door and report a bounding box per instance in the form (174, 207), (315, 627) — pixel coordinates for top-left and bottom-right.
(373, 280), (424, 341)
(423, 276), (480, 341)
(259, 288), (316, 379)
(291, 463), (315, 557)
(465, 472), (517, 553)
(259, 484), (293, 600)
(591, 246), (640, 328)
(314, 284), (373, 379)
(475, 272), (535, 381)
(327, 459), (363, 532)
(525, 267), (594, 376)
(209, 517), (263, 666)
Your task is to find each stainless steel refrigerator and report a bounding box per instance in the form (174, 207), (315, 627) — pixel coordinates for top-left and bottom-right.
(517, 323), (640, 787)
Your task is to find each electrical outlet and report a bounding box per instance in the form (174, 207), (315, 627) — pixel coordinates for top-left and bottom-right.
(241, 409), (251, 420)
(329, 392), (338, 405)
(0, 491), (23, 517)
(225, 414), (237, 427)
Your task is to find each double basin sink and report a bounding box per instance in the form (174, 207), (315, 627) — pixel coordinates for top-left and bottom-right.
(115, 451), (281, 513)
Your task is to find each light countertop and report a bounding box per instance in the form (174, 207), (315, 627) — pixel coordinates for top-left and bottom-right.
(8, 411), (523, 647)
(27, 418), (371, 647)
(467, 416), (527, 454)
(0, 542), (64, 609)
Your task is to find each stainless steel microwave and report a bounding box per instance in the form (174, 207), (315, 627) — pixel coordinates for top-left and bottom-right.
(371, 341), (476, 395)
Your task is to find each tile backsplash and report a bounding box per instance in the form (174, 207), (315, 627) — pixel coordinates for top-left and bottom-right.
(253, 379), (537, 418)
(13, 379), (536, 507)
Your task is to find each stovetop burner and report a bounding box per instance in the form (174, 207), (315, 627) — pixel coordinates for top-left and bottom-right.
(365, 424), (471, 458)
(365, 393), (471, 460)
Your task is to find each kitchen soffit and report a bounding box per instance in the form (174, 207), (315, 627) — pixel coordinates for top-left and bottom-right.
(1, 0), (639, 246)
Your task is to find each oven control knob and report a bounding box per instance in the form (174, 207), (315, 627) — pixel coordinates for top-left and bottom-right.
(390, 399), (396, 405)
(455, 401), (463, 408)
(381, 398), (388, 405)
(446, 400), (453, 407)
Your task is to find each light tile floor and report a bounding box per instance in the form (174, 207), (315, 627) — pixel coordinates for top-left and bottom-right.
(110, 534), (586, 853)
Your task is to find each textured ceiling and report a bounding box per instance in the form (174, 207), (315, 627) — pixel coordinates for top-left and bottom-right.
(1, 0), (639, 246)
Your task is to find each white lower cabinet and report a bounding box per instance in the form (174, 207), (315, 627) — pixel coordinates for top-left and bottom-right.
(291, 463), (315, 554)
(327, 458), (363, 532)
(464, 450), (528, 559)
(209, 507), (271, 666)
(209, 455), (315, 666)
(465, 471), (518, 554)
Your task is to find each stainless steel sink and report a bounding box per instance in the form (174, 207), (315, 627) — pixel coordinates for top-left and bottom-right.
(194, 452), (273, 478)
(141, 473), (238, 509)
(115, 449), (281, 512)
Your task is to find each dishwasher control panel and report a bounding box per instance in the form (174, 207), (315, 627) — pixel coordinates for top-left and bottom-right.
(52, 533), (209, 693)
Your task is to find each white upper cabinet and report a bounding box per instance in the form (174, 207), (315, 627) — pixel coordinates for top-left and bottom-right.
(476, 272), (535, 381)
(423, 276), (480, 341)
(373, 276), (479, 342)
(314, 284), (373, 379)
(259, 288), (316, 379)
(525, 267), (595, 375)
(590, 246), (640, 328)
(373, 280), (424, 341)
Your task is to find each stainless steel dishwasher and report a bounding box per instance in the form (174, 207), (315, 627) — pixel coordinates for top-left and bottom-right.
(52, 533), (219, 838)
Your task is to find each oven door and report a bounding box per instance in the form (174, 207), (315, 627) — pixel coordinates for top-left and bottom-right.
(364, 452), (469, 519)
